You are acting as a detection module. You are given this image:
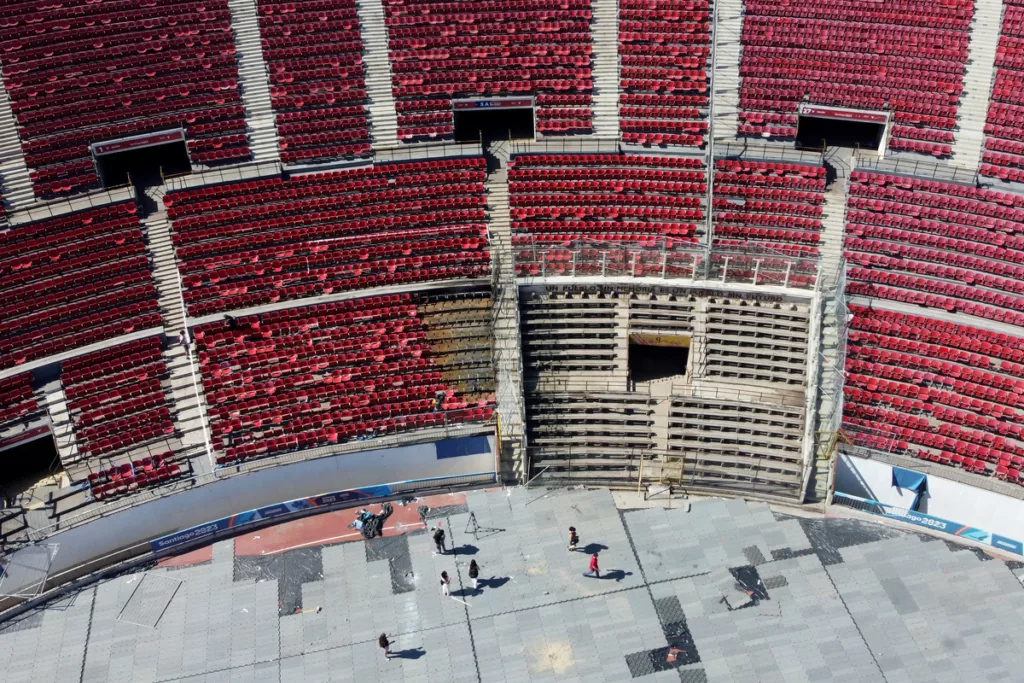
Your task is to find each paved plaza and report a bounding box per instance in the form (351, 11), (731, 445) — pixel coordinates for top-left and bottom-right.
(2, 487), (1024, 682)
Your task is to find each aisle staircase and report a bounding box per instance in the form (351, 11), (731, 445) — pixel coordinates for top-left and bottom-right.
(590, 0), (621, 138)
(951, 0), (1002, 171)
(227, 0), (281, 163)
(485, 163), (527, 483)
(356, 0), (400, 147)
(0, 83), (34, 210)
(711, 0), (743, 140)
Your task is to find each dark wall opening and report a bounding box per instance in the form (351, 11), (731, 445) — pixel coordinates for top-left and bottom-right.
(0, 434), (60, 501)
(454, 108), (535, 144)
(629, 343), (689, 383)
(796, 116), (885, 151)
(96, 141), (191, 189)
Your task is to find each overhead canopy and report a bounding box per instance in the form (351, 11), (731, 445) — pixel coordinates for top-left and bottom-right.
(891, 467), (928, 511)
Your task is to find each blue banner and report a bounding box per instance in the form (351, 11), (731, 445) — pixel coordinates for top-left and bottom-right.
(150, 484), (394, 553)
(834, 492), (1024, 556)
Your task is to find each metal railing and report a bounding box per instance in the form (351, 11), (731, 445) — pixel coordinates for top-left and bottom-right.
(512, 236), (820, 290)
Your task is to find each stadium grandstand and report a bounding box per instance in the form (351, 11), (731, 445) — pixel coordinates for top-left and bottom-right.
(1, 0), (1024, 680)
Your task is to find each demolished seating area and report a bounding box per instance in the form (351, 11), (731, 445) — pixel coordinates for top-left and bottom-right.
(164, 157), (490, 317)
(257, 0), (372, 164)
(381, 0), (594, 141)
(845, 170), (1024, 325)
(844, 305), (1024, 487)
(195, 291), (495, 465)
(618, 0), (710, 148)
(508, 152), (706, 278)
(982, 0), (1024, 181)
(0, 201), (160, 370)
(61, 337), (180, 492)
(0, 0), (250, 197)
(712, 158), (823, 282)
(737, 0), (972, 157)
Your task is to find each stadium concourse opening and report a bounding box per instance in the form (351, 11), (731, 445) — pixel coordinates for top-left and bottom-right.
(92, 129), (191, 189)
(794, 105), (888, 151)
(629, 334), (690, 384)
(0, 433), (60, 506)
(453, 98), (535, 145)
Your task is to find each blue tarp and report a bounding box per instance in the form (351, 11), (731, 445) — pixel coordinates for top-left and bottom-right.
(892, 467), (928, 511)
(435, 435), (491, 459)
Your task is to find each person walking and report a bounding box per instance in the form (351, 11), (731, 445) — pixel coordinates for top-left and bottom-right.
(433, 526), (446, 554)
(379, 632), (391, 660)
(568, 526), (579, 551)
(585, 551), (600, 578)
(468, 560), (480, 590)
(440, 570), (451, 597)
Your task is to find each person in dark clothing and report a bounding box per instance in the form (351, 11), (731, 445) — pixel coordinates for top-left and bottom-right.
(433, 526), (446, 554)
(225, 314), (237, 330)
(440, 570), (451, 596)
(468, 560), (480, 590)
(379, 633), (391, 660)
(568, 526), (579, 551)
(585, 552), (600, 578)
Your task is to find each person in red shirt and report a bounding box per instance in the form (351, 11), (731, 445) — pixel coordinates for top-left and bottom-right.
(585, 551), (600, 578)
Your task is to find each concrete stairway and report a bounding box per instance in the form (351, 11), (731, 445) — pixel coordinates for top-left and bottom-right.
(356, 0), (400, 147)
(0, 83), (34, 211)
(951, 0), (1002, 171)
(807, 290), (846, 503)
(142, 187), (187, 336)
(485, 166), (527, 483)
(227, 0), (281, 163)
(711, 0), (743, 141)
(819, 148), (852, 273)
(162, 343), (214, 469)
(43, 382), (80, 466)
(590, 0), (621, 138)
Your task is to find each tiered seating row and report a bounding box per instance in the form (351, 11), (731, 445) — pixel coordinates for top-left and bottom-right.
(195, 291), (495, 465)
(0, 373), (38, 430)
(738, 0), (973, 157)
(61, 337), (178, 472)
(711, 158), (826, 258)
(257, 0), (372, 164)
(843, 305), (1024, 486)
(508, 153), (706, 277)
(845, 170), (1024, 324)
(982, 2), (1024, 181)
(0, 1), (250, 197)
(165, 157), (491, 317)
(704, 299), (810, 387)
(381, 0), (594, 141)
(88, 451), (182, 501)
(0, 201), (159, 369)
(617, 0), (710, 148)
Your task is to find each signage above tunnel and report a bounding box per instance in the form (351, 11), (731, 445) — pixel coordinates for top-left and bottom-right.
(797, 104), (890, 125)
(90, 129), (186, 156)
(452, 97), (535, 111)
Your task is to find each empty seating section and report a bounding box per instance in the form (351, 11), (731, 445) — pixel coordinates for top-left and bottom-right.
(0, 373), (38, 430)
(527, 394), (655, 473)
(704, 299), (810, 386)
(0, 1), (250, 197)
(738, 0), (972, 156)
(521, 291), (622, 383)
(257, 0), (371, 164)
(61, 337), (178, 477)
(845, 170), (1024, 324)
(381, 0), (594, 141)
(843, 305), (1024, 486)
(194, 291), (495, 464)
(712, 159), (825, 285)
(508, 153), (706, 277)
(0, 202), (160, 370)
(668, 397), (804, 497)
(628, 295), (695, 337)
(618, 0), (710, 148)
(164, 157), (490, 317)
(982, 0), (1024, 181)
